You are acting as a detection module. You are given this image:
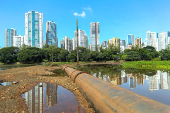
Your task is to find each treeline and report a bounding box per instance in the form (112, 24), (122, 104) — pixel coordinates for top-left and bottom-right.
(0, 44), (170, 64)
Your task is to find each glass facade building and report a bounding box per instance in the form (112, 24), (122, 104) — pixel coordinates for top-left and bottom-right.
(121, 40), (126, 48)
(127, 34), (134, 46)
(25, 11), (43, 48)
(46, 21), (57, 46)
(5, 28), (17, 47)
(90, 22), (100, 51)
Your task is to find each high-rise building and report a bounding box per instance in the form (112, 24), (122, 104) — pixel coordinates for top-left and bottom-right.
(25, 11), (43, 48)
(64, 36), (73, 52)
(46, 21), (57, 46)
(115, 38), (120, 47)
(13, 35), (25, 48)
(158, 31), (168, 51)
(127, 34), (134, 46)
(108, 39), (113, 46)
(60, 36), (73, 52)
(84, 34), (88, 49)
(88, 44), (92, 50)
(5, 28), (17, 47)
(135, 37), (142, 48)
(60, 39), (65, 49)
(108, 37), (120, 47)
(146, 31), (156, 49)
(90, 22), (100, 51)
(73, 29), (88, 50)
(121, 40), (126, 47)
(112, 37), (116, 46)
(168, 31), (170, 44)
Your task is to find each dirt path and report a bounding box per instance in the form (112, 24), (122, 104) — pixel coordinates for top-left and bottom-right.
(0, 65), (94, 113)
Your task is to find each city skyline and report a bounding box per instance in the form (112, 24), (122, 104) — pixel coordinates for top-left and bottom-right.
(1, 0), (170, 48)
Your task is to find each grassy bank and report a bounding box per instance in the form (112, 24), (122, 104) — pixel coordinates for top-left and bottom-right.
(122, 61), (170, 70)
(44, 61), (89, 67)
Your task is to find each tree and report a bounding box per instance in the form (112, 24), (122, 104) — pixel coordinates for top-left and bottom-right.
(125, 51), (141, 61)
(0, 47), (20, 64)
(17, 47), (43, 63)
(139, 46), (159, 60)
(68, 53), (77, 62)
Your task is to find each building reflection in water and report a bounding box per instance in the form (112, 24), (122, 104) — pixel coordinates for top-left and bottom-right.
(23, 83), (84, 113)
(25, 83), (44, 113)
(91, 69), (170, 91)
(46, 83), (58, 107)
(24, 83), (58, 113)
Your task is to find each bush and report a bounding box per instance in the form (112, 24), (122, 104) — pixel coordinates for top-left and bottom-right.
(152, 57), (161, 61)
(122, 55), (127, 60)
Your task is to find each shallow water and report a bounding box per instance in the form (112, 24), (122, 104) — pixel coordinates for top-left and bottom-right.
(22, 83), (85, 113)
(0, 82), (12, 86)
(80, 65), (170, 106)
(0, 64), (35, 71)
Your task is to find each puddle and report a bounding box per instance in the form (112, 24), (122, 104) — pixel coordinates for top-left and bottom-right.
(22, 83), (85, 113)
(0, 82), (12, 86)
(0, 81), (18, 86)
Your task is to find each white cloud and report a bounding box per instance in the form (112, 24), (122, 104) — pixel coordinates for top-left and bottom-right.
(73, 11), (86, 17)
(83, 6), (92, 11)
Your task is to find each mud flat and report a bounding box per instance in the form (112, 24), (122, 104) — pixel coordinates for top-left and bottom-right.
(0, 65), (94, 113)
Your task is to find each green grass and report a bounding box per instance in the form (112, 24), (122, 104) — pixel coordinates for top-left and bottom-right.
(122, 61), (170, 70)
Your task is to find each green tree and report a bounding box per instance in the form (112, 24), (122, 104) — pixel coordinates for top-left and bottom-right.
(126, 51), (141, 61)
(0, 47), (20, 64)
(17, 47), (43, 63)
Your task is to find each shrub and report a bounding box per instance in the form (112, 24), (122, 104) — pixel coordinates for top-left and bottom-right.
(152, 58), (161, 61)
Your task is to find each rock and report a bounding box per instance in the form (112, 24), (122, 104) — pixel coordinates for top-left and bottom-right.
(12, 82), (19, 84)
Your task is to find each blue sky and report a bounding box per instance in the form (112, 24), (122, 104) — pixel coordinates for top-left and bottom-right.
(0, 0), (170, 48)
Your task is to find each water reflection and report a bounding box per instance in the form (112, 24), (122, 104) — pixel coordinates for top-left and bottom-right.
(89, 68), (170, 91)
(22, 83), (84, 113)
(80, 65), (170, 106)
(0, 64), (35, 71)
(0, 82), (12, 86)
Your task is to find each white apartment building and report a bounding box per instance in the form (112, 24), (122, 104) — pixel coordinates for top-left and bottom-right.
(146, 31), (157, 49)
(73, 29), (88, 50)
(158, 31), (168, 51)
(25, 11), (43, 48)
(5, 28), (17, 47)
(13, 35), (25, 48)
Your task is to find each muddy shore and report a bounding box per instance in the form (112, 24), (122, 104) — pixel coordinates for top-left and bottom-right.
(0, 65), (94, 113)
